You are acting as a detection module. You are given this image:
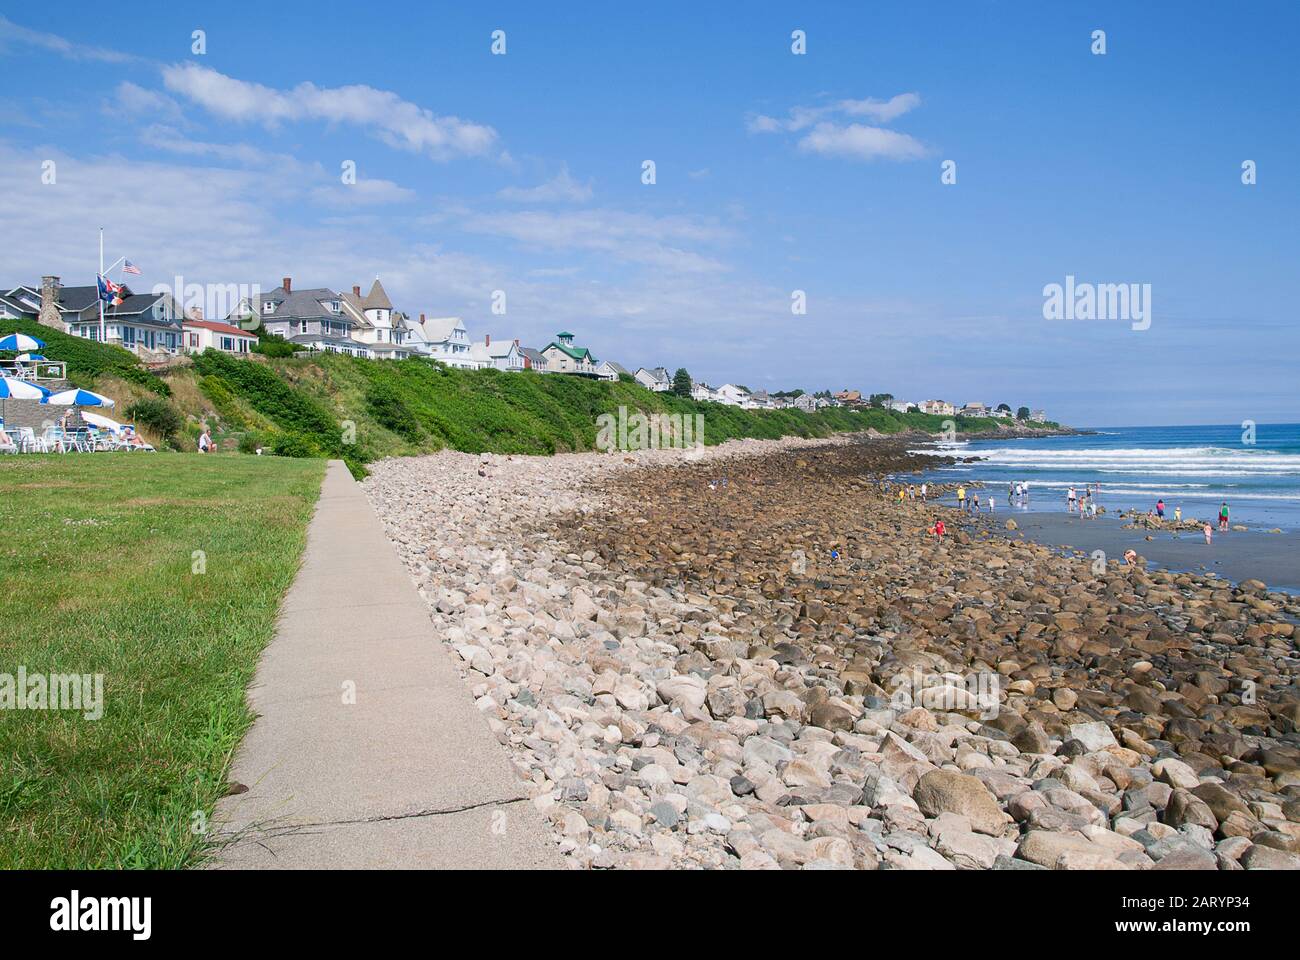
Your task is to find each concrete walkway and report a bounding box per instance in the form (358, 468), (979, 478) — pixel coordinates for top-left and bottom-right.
(208, 460), (561, 869)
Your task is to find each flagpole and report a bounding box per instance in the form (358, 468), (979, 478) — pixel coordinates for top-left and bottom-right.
(98, 228), (105, 343)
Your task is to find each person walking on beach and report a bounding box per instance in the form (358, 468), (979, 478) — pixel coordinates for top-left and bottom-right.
(972, 491), (980, 513)
(1218, 502), (1230, 531)
(956, 485), (966, 511)
(933, 518), (945, 540)
(1156, 498), (1166, 519)
(1067, 486), (1077, 512)
(920, 482), (927, 502)
(1203, 522), (1213, 545)
(1023, 481), (1030, 504)
(1175, 505), (1182, 523)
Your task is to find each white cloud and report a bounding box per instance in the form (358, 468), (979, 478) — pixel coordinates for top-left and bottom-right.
(111, 82), (183, 121)
(461, 208), (734, 273)
(748, 92), (927, 162)
(160, 63), (498, 160)
(837, 93), (922, 123)
(0, 15), (137, 63)
(498, 165), (593, 203)
(798, 122), (928, 161)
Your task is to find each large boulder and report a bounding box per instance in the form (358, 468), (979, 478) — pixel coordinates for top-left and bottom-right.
(912, 769), (1010, 836)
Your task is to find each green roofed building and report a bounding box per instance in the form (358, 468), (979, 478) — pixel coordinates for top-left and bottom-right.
(540, 331), (600, 377)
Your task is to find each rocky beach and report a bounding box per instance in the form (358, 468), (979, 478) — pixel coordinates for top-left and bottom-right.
(362, 436), (1300, 870)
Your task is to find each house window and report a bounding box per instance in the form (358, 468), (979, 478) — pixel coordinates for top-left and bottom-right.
(122, 326), (136, 345)
(188, 333), (201, 347)
(262, 301), (274, 314)
(220, 337), (234, 351)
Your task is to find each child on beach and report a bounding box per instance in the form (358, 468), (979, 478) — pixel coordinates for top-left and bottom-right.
(1067, 486), (1076, 512)
(933, 518), (945, 540)
(920, 483), (927, 501)
(1203, 522), (1213, 545)
(1175, 506), (1182, 522)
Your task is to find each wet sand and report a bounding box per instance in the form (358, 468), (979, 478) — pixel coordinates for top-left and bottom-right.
(972, 509), (1300, 593)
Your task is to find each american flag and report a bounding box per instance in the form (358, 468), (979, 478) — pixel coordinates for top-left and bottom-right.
(122, 260), (142, 275)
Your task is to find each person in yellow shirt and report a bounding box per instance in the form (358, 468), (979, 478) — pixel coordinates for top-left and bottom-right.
(1174, 506), (1182, 522)
(956, 485), (966, 510)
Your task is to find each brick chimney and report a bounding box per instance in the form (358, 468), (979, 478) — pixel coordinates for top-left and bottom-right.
(353, 285), (361, 297)
(38, 275), (63, 330)
(485, 333), (490, 346)
(282, 276), (292, 293)
(419, 313), (426, 322)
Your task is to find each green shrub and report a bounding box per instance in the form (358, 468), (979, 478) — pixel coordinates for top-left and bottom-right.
(270, 432), (323, 459)
(249, 326), (296, 358)
(365, 380), (423, 443)
(125, 396), (183, 441)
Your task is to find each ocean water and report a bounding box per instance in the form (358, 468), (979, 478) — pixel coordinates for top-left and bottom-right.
(909, 423), (1300, 531)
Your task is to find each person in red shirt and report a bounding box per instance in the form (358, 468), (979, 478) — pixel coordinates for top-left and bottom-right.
(933, 518), (946, 540)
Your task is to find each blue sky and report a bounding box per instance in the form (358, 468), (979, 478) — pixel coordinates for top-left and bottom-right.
(2, 2), (1297, 426)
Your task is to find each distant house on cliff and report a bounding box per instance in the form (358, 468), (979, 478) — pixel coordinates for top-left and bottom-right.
(470, 335), (525, 372)
(960, 402), (989, 417)
(920, 400), (957, 417)
(834, 389), (862, 405)
(716, 383), (751, 407)
(519, 346), (548, 371)
(595, 359), (630, 381)
(540, 331), (599, 376)
(1031, 409), (1047, 422)
(635, 367), (672, 392)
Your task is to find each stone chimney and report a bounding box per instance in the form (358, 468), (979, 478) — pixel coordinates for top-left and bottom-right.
(38, 275), (63, 330)
(282, 276), (292, 293)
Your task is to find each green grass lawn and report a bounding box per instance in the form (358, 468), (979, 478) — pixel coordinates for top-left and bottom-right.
(0, 452), (325, 868)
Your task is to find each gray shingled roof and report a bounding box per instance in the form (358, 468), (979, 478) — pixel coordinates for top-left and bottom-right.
(256, 286), (353, 324)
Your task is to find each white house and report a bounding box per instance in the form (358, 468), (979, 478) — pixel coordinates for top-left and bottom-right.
(470, 335), (525, 372)
(415, 316), (476, 368)
(794, 394), (820, 412)
(960, 402), (989, 417)
(889, 400), (917, 414)
(183, 319), (258, 355)
(635, 367), (672, 392)
(595, 360), (630, 382)
(715, 383), (751, 407)
(690, 380), (719, 402)
(1031, 409), (1047, 422)
(341, 279), (413, 359)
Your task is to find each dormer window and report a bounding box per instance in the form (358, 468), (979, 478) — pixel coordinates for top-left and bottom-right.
(262, 301), (274, 314)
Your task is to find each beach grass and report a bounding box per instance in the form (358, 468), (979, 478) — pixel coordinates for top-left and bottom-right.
(0, 452), (324, 868)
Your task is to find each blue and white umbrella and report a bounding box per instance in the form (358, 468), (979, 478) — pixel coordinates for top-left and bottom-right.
(15, 353), (47, 361)
(0, 375), (50, 420)
(0, 333), (46, 352)
(0, 376), (50, 400)
(42, 388), (115, 408)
